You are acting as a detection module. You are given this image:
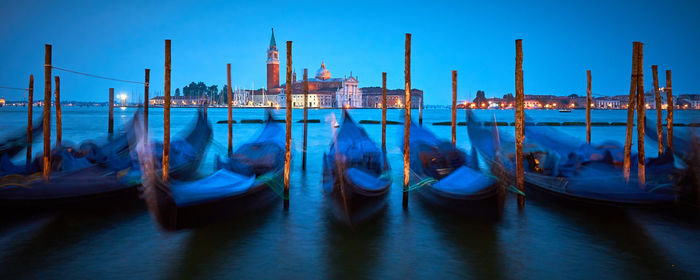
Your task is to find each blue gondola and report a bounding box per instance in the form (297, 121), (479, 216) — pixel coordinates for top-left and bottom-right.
(407, 122), (504, 220)
(466, 110), (677, 206)
(0, 109), (210, 209)
(140, 111), (283, 230)
(323, 110), (391, 225)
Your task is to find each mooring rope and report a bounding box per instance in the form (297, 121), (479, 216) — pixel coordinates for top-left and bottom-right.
(0, 86), (29, 91)
(50, 65), (146, 85)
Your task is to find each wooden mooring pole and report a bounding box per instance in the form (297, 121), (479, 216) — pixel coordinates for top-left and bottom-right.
(419, 97), (423, 125)
(623, 42), (639, 182)
(284, 41), (292, 210)
(227, 63), (233, 156)
(43, 44), (51, 181)
(636, 43), (645, 186)
(26, 74), (33, 167)
(515, 39), (525, 208)
(163, 39), (171, 182)
(381, 72), (387, 151)
(54, 76), (61, 146)
(403, 33), (411, 209)
(586, 70), (591, 144)
(665, 70), (673, 153)
(302, 68), (309, 170)
(652, 65), (663, 155)
(144, 68), (150, 135)
(452, 70), (457, 145)
(108, 88), (114, 136)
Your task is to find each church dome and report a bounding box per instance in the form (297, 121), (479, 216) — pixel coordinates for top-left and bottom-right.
(315, 61), (331, 80)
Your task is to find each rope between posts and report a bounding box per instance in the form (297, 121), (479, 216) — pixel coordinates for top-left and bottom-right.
(0, 86), (29, 91)
(50, 65), (145, 85)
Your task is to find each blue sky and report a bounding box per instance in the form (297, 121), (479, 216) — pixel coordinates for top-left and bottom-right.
(0, 0), (698, 104)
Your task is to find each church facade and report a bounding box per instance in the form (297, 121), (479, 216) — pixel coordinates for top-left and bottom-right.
(268, 29), (363, 108)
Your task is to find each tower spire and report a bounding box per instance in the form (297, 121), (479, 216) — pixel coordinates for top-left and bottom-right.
(269, 28), (277, 49)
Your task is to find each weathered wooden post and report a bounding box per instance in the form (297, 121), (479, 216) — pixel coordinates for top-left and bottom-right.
(43, 44), (51, 181)
(227, 63), (233, 156)
(54, 76), (61, 146)
(284, 41), (292, 209)
(586, 70), (591, 144)
(652, 65), (663, 155)
(623, 42), (639, 182)
(26, 75), (33, 167)
(452, 70), (457, 145)
(636, 43), (645, 186)
(163, 39), (171, 182)
(419, 97), (423, 125)
(665, 70), (673, 153)
(108, 88), (114, 136)
(144, 69), (150, 135)
(515, 39), (525, 208)
(302, 68), (309, 170)
(403, 33), (411, 209)
(381, 72), (387, 151)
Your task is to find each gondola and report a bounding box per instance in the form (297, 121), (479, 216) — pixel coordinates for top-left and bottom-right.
(0, 112), (44, 159)
(322, 110), (391, 225)
(140, 111), (283, 230)
(466, 110), (677, 206)
(407, 121), (504, 220)
(0, 109), (211, 209)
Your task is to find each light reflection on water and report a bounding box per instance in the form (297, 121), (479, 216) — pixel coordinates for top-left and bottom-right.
(0, 107), (698, 279)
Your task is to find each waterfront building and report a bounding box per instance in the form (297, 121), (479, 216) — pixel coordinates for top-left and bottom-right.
(149, 96), (209, 106)
(594, 97), (620, 109)
(278, 62), (361, 108)
(360, 87), (423, 108)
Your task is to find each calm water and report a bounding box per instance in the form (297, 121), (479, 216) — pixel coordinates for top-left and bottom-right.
(0, 107), (699, 279)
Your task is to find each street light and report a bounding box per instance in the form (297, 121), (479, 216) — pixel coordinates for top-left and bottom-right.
(119, 93), (127, 106)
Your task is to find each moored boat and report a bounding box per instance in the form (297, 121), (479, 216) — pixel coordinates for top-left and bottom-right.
(323, 110), (391, 225)
(407, 121), (504, 220)
(139, 111), (283, 230)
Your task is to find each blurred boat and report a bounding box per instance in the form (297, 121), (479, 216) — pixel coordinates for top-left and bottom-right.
(323, 110), (391, 225)
(0, 109), (210, 209)
(558, 109), (572, 113)
(140, 111), (283, 230)
(407, 122), (504, 220)
(466, 110), (677, 206)
(0, 112), (44, 159)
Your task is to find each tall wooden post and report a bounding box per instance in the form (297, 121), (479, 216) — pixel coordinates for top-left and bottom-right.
(42, 44), (51, 181)
(284, 41), (292, 209)
(586, 70), (591, 144)
(452, 70), (457, 145)
(652, 65), (663, 155)
(623, 42), (639, 182)
(163, 39), (171, 182)
(381, 72), (387, 151)
(636, 43), (645, 186)
(144, 68), (150, 135)
(302, 68), (309, 170)
(419, 97), (423, 125)
(665, 70), (673, 153)
(403, 33), (411, 209)
(227, 63), (233, 156)
(108, 88), (114, 136)
(54, 76), (61, 146)
(26, 75), (33, 168)
(514, 39), (525, 208)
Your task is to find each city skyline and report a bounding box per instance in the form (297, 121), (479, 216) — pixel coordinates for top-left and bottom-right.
(1, 0), (699, 104)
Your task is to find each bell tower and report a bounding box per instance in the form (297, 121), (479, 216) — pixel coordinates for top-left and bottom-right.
(266, 28), (280, 90)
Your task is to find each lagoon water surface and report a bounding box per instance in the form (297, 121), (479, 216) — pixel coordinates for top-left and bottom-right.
(0, 107), (699, 279)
